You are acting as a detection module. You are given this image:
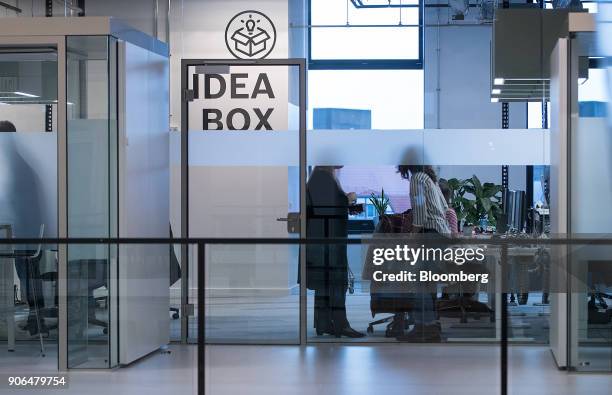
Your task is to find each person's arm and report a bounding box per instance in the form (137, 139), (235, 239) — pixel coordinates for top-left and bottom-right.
(446, 208), (459, 237)
(410, 174), (427, 232)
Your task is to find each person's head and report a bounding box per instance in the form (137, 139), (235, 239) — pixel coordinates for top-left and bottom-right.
(0, 120), (17, 133)
(397, 165), (437, 182)
(438, 178), (452, 204)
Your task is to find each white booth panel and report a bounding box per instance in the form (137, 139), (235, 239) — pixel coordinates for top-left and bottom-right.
(118, 41), (170, 365)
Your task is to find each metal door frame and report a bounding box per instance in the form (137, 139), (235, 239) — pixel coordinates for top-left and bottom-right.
(180, 58), (308, 345)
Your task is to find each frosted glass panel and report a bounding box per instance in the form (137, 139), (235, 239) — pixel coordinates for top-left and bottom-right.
(308, 129), (549, 166)
(0, 132), (58, 237)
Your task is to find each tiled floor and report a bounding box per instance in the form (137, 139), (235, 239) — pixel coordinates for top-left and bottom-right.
(2, 343), (611, 395)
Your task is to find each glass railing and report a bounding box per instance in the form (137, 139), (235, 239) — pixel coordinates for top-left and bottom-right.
(0, 236), (610, 395)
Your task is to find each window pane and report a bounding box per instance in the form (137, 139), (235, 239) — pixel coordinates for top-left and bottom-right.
(312, 0), (419, 25)
(311, 0), (420, 60)
(311, 27), (419, 60)
(308, 70), (424, 129)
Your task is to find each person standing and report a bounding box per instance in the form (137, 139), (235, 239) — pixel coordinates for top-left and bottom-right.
(396, 165), (448, 342)
(305, 166), (364, 338)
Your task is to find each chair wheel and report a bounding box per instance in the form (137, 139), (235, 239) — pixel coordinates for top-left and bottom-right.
(366, 326), (373, 334)
(172, 313), (180, 319)
(103, 328), (108, 335)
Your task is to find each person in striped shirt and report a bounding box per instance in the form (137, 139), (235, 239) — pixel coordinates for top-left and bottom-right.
(394, 165), (447, 342)
(438, 178), (459, 237)
(398, 165), (450, 236)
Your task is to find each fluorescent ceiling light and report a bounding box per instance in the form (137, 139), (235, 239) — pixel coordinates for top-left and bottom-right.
(14, 91), (39, 98)
(492, 88), (501, 95)
(491, 98), (499, 103)
(493, 78), (505, 85)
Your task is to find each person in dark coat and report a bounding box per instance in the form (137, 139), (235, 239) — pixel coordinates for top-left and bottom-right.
(306, 166), (364, 338)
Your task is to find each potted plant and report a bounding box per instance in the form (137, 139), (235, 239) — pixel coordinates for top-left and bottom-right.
(447, 175), (503, 233)
(369, 188), (390, 228)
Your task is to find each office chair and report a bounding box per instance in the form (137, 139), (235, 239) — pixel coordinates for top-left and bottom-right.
(364, 212), (415, 337)
(21, 225), (48, 356)
(169, 225), (181, 320)
(587, 261), (612, 324)
(85, 259), (109, 334)
(436, 284), (494, 323)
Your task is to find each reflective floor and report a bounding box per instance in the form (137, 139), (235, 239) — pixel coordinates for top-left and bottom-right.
(2, 343), (610, 395)
(174, 291), (552, 344)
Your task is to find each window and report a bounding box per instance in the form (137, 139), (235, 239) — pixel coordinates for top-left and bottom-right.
(308, 69), (424, 129)
(308, 0), (424, 130)
(309, 0), (423, 69)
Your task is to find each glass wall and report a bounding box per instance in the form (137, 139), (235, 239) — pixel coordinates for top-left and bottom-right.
(0, 45), (58, 364)
(66, 35), (117, 368)
(568, 31), (612, 372)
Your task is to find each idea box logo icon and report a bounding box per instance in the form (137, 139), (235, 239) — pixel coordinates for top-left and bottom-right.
(225, 10), (276, 60)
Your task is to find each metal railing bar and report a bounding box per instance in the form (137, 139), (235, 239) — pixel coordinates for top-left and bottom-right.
(2, 237), (612, 246)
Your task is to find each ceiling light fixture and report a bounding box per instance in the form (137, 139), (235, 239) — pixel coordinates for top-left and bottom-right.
(493, 78), (505, 85)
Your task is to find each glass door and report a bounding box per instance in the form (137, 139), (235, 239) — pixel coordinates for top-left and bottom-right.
(183, 60), (305, 345)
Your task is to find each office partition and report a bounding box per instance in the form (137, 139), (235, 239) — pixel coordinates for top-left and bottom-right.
(0, 17), (170, 370)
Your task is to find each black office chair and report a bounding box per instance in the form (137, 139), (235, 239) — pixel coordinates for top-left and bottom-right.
(21, 225), (48, 356)
(365, 212), (415, 337)
(169, 225), (181, 320)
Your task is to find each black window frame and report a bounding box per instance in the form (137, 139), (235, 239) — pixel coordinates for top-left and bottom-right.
(308, 0), (424, 70)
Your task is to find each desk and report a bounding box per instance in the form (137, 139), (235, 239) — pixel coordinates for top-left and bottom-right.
(0, 224), (15, 351)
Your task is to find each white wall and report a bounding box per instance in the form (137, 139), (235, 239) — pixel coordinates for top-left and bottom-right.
(118, 42), (170, 364)
(169, 0), (296, 296)
(169, 0), (290, 128)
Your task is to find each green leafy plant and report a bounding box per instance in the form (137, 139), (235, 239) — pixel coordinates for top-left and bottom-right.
(369, 188), (390, 218)
(447, 175), (503, 226)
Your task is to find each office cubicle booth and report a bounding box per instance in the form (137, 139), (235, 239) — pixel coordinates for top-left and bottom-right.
(549, 15), (612, 372)
(0, 17), (170, 370)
